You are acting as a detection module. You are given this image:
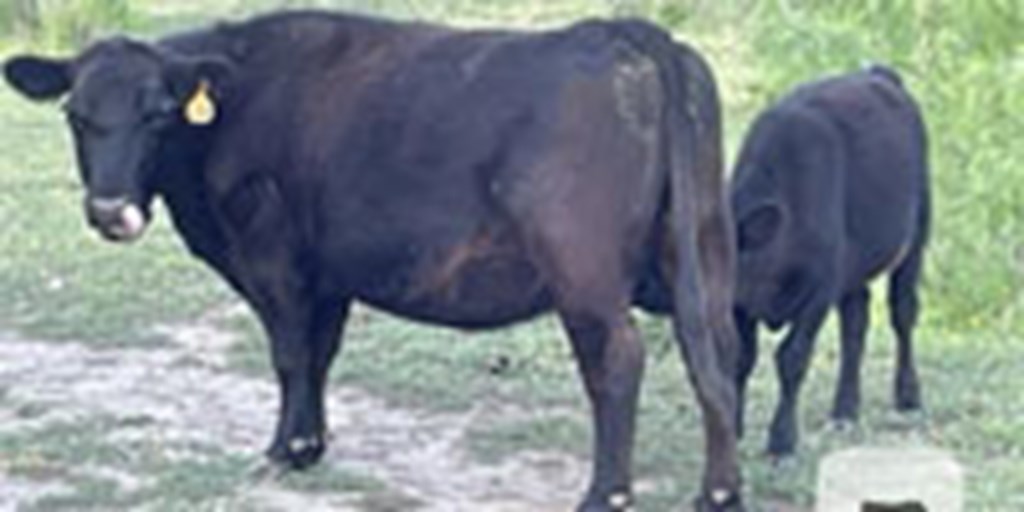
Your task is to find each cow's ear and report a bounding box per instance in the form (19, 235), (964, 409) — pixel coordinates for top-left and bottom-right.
(165, 55), (234, 126)
(737, 203), (782, 252)
(3, 55), (72, 101)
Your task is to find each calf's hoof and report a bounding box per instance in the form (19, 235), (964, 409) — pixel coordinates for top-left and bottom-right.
(765, 437), (796, 460)
(694, 488), (744, 512)
(895, 371), (922, 412)
(766, 453), (800, 475)
(830, 400), (860, 425)
(895, 388), (922, 412)
(828, 417), (859, 434)
(766, 420), (798, 459)
(266, 433), (327, 470)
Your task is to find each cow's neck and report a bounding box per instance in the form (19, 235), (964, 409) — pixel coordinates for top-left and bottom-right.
(150, 22), (233, 268)
(152, 128), (232, 279)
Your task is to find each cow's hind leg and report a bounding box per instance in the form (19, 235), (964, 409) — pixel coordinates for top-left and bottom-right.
(532, 227), (643, 511)
(889, 244), (923, 412)
(559, 301), (644, 512)
(256, 297), (349, 469)
(832, 287), (869, 424)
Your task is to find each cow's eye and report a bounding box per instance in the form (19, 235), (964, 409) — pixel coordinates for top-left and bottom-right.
(64, 109), (94, 133)
(142, 98), (178, 127)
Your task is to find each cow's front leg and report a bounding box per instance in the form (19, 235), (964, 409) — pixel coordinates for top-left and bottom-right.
(256, 297), (349, 469)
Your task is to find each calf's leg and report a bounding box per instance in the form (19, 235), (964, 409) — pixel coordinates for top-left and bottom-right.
(831, 287), (869, 423)
(889, 246), (924, 411)
(734, 308), (758, 438)
(768, 297), (829, 457)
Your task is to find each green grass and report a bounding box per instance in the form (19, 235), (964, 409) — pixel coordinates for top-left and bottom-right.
(225, 302), (1024, 509)
(1, 0), (1022, 510)
(227, 307), (589, 412)
(277, 464), (425, 512)
(0, 412), (407, 511)
(0, 84), (232, 346)
(0, 415), (246, 510)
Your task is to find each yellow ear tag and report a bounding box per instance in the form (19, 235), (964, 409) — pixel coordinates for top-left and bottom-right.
(185, 80), (216, 126)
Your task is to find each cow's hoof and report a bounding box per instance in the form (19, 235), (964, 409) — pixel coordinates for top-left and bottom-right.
(576, 491), (634, 511)
(266, 434), (326, 469)
(694, 488), (744, 512)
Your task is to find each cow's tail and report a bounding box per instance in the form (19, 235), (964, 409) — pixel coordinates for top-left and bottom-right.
(611, 20), (742, 506)
(613, 19), (734, 376)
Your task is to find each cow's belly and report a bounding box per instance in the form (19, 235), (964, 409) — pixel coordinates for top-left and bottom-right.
(842, 216), (917, 291)
(350, 232), (554, 330)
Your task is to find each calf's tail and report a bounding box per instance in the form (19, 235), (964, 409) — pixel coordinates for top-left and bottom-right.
(865, 62), (905, 88)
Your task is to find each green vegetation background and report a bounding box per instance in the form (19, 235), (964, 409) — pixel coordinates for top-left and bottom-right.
(0, 0), (1021, 510)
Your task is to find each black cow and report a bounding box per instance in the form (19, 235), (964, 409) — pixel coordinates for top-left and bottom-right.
(730, 66), (930, 456)
(4, 10), (743, 511)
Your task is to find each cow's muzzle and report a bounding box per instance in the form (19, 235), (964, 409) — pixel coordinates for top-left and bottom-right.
(86, 196), (148, 243)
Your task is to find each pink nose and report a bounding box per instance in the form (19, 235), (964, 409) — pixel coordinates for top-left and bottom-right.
(87, 197), (147, 242)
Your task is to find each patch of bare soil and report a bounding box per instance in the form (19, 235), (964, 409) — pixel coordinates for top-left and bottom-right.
(0, 477), (69, 512)
(0, 324), (587, 511)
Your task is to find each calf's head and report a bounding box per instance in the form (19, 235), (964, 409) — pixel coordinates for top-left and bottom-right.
(4, 38), (229, 242)
(732, 193), (794, 327)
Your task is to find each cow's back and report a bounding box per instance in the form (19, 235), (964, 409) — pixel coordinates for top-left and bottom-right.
(183, 15), (673, 327)
(317, 22), (670, 322)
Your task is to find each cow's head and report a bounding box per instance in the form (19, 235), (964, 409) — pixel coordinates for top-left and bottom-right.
(4, 38), (230, 242)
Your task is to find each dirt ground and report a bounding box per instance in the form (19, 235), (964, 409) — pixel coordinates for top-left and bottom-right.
(0, 324), (591, 512)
